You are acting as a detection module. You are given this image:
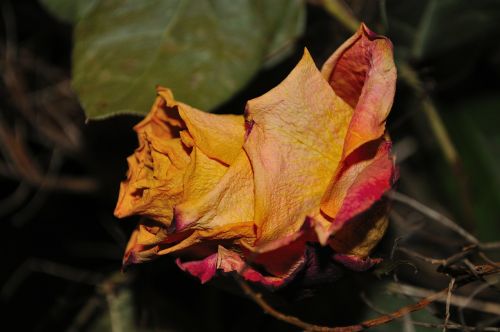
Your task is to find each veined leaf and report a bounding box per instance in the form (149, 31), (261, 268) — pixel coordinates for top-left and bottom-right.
(73, 0), (305, 119)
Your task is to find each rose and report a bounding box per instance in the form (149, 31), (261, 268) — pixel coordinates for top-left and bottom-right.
(114, 23), (397, 287)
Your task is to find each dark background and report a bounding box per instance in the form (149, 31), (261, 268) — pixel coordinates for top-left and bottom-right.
(1, 0), (500, 331)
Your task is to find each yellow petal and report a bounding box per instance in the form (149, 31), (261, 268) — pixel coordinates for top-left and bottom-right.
(157, 222), (255, 256)
(175, 151), (255, 234)
(243, 49), (353, 245)
(114, 136), (190, 225)
(182, 147), (228, 204)
(157, 88), (245, 165)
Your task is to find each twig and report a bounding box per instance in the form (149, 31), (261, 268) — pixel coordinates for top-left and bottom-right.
(0, 181), (30, 217)
(415, 322), (500, 332)
(1, 258), (103, 300)
(398, 63), (458, 165)
(397, 247), (445, 265)
(459, 278), (499, 330)
(387, 191), (479, 245)
(443, 278), (455, 331)
(318, 0), (461, 171)
(238, 277), (452, 331)
(386, 282), (500, 316)
(360, 292), (500, 331)
(320, 0), (359, 33)
(479, 252), (500, 268)
(0, 116), (97, 193)
(481, 242), (500, 251)
(236, 277), (345, 332)
(66, 295), (103, 332)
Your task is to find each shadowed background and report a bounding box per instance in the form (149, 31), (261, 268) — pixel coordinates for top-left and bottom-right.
(1, 0), (500, 331)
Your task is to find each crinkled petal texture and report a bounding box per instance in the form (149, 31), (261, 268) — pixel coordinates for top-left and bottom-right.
(115, 24), (397, 286)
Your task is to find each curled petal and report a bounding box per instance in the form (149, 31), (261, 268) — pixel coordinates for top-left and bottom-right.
(176, 253), (218, 284)
(321, 23), (396, 157)
(115, 87), (246, 227)
(177, 246), (295, 287)
(157, 88), (245, 165)
(122, 220), (190, 266)
(332, 254), (382, 272)
(322, 138), (396, 228)
(114, 137), (190, 224)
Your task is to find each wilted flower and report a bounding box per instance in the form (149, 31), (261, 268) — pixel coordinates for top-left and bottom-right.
(114, 24), (397, 287)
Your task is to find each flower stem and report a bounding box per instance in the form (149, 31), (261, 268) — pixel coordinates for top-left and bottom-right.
(320, 0), (359, 33)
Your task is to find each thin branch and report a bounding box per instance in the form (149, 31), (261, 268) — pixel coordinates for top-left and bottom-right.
(238, 277), (449, 331)
(318, 0), (461, 171)
(481, 242), (500, 251)
(386, 282), (500, 316)
(1, 258), (103, 300)
(360, 292), (500, 331)
(414, 322), (500, 332)
(320, 0), (359, 33)
(443, 278), (455, 331)
(397, 247), (445, 265)
(236, 277), (349, 332)
(0, 116), (97, 193)
(387, 191), (479, 245)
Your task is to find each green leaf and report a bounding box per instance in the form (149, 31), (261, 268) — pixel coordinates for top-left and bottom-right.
(412, 0), (500, 60)
(73, 0), (306, 119)
(263, 0), (306, 68)
(40, 0), (99, 23)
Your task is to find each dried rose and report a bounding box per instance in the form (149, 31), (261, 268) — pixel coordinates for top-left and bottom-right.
(114, 24), (397, 287)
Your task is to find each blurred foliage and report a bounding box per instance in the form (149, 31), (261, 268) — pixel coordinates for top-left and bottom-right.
(442, 94), (500, 242)
(40, 0), (98, 23)
(1, 0), (500, 331)
(66, 0), (305, 119)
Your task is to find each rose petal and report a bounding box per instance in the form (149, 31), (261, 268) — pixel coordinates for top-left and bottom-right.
(321, 24), (396, 157)
(157, 88), (245, 165)
(176, 253), (218, 284)
(243, 49), (353, 245)
(332, 254), (382, 272)
(123, 221), (255, 267)
(175, 246), (291, 287)
(217, 246), (290, 287)
(176, 147), (228, 231)
(329, 202), (389, 258)
(174, 151), (255, 234)
(114, 137), (190, 224)
(157, 222), (254, 256)
(322, 139), (396, 229)
(122, 221), (191, 266)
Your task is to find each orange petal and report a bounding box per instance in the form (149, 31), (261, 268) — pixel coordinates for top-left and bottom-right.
(244, 49), (353, 245)
(115, 86), (246, 225)
(174, 151), (255, 233)
(157, 222), (255, 256)
(157, 88), (246, 165)
(114, 137), (190, 225)
(321, 23), (396, 157)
